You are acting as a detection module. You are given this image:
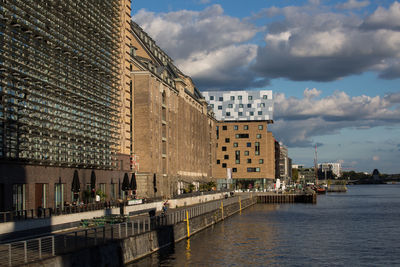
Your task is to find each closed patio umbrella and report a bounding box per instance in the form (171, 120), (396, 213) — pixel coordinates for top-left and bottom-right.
(122, 173), (130, 191)
(130, 173), (137, 192)
(71, 170), (80, 201)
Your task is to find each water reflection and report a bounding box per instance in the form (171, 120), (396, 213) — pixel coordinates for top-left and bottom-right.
(185, 239), (191, 263)
(129, 185), (400, 266)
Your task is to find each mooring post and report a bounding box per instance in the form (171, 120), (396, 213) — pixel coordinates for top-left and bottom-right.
(184, 210), (190, 238)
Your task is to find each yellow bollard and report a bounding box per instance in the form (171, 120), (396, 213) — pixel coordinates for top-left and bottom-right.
(184, 210), (190, 238)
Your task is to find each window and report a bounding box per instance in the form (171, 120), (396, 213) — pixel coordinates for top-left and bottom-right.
(238, 95), (242, 100)
(225, 138), (230, 143)
(13, 184), (26, 211)
(258, 111), (262, 115)
(210, 104), (214, 108)
(260, 103), (265, 107)
(238, 112), (243, 116)
(234, 125), (238, 130)
(247, 104), (252, 108)
(256, 134), (262, 139)
(222, 126), (227, 130)
(244, 125), (248, 130)
(248, 96), (253, 100)
(239, 104), (244, 108)
(250, 111), (254, 116)
(54, 183), (64, 209)
(216, 126), (219, 139)
(110, 183), (118, 200)
(218, 106), (222, 110)
(224, 155), (229, 159)
(228, 104), (233, 108)
(219, 97), (223, 101)
(217, 160), (220, 164)
(210, 96), (214, 100)
(247, 167), (260, 172)
(235, 150), (240, 164)
(247, 142), (251, 147)
(247, 159), (252, 163)
(222, 146), (227, 151)
(230, 96), (235, 100)
(263, 95), (268, 99)
(222, 163), (227, 168)
(226, 112), (231, 116)
(255, 142), (260, 155)
(233, 168), (237, 172)
(130, 47), (136, 56)
(259, 159), (264, 164)
(244, 151), (249, 156)
(258, 125), (263, 130)
(236, 134), (249, 138)
(233, 142), (238, 147)
(99, 183), (106, 196)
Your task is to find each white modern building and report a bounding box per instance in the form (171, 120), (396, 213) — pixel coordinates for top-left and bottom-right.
(202, 90), (273, 121)
(318, 163), (342, 178)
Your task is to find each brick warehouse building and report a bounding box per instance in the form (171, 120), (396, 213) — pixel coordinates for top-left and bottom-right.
(0, 1), (218, 212)
(129, 22), (216, 198)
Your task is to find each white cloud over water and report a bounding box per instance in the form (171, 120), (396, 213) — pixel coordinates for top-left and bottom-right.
(270, 89), (400, 147)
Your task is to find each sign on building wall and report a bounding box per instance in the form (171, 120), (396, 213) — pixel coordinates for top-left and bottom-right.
(130, 154), (139, 172)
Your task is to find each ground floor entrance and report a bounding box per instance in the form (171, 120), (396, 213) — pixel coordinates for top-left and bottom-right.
(217, 178), (274, 191)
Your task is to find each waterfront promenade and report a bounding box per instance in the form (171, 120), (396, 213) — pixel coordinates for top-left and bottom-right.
(0, 190), (316, 266)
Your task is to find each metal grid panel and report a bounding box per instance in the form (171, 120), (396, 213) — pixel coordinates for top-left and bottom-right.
(0, 0), (121, 169)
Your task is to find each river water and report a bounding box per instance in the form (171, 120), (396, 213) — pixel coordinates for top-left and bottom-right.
(130, 184), (400, 266)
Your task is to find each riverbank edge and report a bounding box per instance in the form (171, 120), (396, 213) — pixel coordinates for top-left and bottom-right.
(25, 197), (256, 266)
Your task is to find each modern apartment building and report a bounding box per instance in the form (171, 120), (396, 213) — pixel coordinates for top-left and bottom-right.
(203, 90), (276, 190)
(129, 22), (216, 198)
(202, 90), (273, 121)
(318, 163), (342, 178)
(213, 120), (275, 190)
(0, 0), (133, 211)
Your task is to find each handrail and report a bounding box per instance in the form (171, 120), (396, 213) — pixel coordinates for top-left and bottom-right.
(0, 195), (252, 266)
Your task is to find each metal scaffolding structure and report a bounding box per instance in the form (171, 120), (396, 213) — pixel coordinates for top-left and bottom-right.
(0, 0), (122, 169)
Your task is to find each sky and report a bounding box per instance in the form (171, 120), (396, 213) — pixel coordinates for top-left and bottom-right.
(131, 0), (400, 174)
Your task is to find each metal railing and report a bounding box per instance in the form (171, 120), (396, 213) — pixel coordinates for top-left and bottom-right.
(0, 195), (253, 266)
(0, 202), (119, 223)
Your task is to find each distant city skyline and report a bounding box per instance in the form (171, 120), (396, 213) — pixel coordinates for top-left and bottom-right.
(132, 0), (400, 173)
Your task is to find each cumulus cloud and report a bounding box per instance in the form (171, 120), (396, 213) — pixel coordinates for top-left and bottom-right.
(363, 1), (400, 30)
(336, 0), (370, 10)
(252, 2), (400, 81)
(269, 89), (400, 147)
(134, 2), (400, 88)
(134, 5), (264, 90)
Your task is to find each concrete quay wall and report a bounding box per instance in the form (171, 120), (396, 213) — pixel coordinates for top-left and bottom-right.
(0, 192), (227, 241)
(25, 197), (255, 267)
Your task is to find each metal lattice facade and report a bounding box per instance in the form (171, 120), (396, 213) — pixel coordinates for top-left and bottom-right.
(0, 1), (121, 169)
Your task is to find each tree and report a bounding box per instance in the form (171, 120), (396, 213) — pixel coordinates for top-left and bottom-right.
(292, 168), (299, 182)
